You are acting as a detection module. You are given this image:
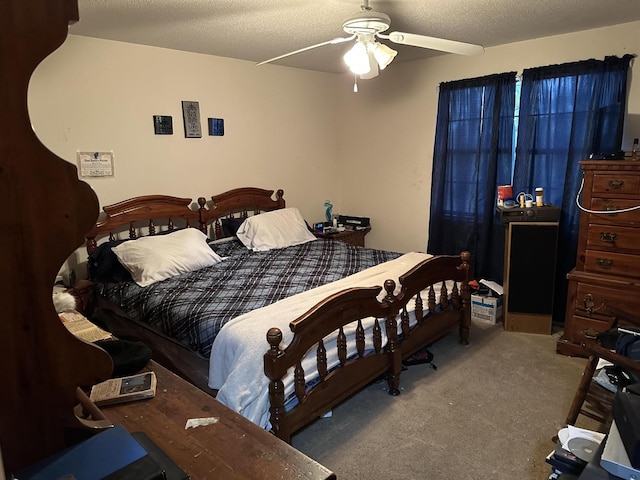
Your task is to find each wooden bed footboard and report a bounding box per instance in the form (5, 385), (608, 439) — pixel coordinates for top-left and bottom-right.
(264, 252), (472, 443)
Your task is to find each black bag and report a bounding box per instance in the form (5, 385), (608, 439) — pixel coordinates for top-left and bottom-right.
(592, 331), (640, 388)
(616, 333), (640, 361)
(95, 339), (152, 378)
(608, 333), (640, 386)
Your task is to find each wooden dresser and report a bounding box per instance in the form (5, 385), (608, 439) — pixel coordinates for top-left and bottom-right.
(558, 160), (640, 356)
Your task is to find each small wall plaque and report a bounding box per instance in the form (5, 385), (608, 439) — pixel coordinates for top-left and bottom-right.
(208, 118), (224, 136)
(77, 151), (115, 178)
(182, 101), (202, 138)
(153, 115), (173, 135)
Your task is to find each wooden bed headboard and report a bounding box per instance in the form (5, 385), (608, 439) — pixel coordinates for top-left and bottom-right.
(85, 195), (200, 254)
(199, 187), (285, 240)
(85, 187), (286, 253)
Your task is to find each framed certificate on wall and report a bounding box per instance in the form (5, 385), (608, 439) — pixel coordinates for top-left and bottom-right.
(77, 151), (115, 178)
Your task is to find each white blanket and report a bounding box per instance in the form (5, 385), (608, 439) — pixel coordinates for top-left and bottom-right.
(208, 251), (432, 429)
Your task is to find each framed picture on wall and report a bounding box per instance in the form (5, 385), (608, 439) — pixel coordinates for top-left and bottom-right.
(153, 115), (173, 135)
(181, 101), (202, 138)
(77, 151), (115, 178)
(208, 118), (224, 136)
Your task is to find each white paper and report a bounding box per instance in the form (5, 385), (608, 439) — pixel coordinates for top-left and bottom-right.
(185, 417), (219, 429)
(479, 279), (503, 296)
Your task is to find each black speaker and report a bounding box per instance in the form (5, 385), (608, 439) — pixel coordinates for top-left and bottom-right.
(504, 222), (559, 333)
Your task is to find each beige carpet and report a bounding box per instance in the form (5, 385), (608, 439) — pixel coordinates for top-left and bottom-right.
(291, 320), (593, 480)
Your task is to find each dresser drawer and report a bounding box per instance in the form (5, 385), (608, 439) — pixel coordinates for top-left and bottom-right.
(584, 250), (640, 278)
(573, 280), (640, 318)
(592, 174), (640, 195)
(586, 224), (640, 254)
(588, 198), (640, 226)
(564, 314), (613, 345)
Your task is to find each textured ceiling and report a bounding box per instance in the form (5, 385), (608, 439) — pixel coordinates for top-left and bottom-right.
(70, 0), (640, 74)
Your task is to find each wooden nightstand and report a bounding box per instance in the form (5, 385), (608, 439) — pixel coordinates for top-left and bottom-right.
(315, 227), (371, 247)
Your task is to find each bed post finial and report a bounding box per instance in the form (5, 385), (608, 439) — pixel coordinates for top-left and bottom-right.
(458, 251), (472, 345)
(197, 197), (208, 234)
(264, 328), (288, 442)
(382, 279), (396, 303)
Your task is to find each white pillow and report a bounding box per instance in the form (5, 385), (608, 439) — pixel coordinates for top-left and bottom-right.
(236, 207), (316, 251)
(112, 228), (222, 287)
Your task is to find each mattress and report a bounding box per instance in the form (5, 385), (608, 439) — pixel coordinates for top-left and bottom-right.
(95, 238), (401, 358)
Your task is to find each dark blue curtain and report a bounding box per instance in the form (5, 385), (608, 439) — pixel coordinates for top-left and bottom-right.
(428, 73), (516, 283)
(513, 54), (633, 325)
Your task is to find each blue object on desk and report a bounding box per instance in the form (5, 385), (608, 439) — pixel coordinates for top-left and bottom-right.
(12, 425), (151, 480)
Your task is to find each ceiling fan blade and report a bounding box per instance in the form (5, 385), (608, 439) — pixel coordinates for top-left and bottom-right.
(257, 35), (356, 66)
(383, 32), (484, 56)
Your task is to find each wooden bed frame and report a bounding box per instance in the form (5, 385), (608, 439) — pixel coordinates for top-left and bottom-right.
(265, 253), (471, 442)
(84, 187), (472, 441)
(84, 188), (285, 394)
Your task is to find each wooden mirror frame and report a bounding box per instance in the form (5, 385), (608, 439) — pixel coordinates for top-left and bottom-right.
(1, 0), (113, 473)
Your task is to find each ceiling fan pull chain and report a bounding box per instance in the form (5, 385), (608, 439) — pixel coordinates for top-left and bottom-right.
(353, 74), (359, 93)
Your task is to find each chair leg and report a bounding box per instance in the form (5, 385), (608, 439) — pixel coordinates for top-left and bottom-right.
(566, 354), (600, 426)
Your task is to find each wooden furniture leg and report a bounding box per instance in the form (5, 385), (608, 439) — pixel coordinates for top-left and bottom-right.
(565, 354), (602, 426)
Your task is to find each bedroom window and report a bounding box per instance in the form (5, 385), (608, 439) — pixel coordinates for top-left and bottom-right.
(512, 54), (633, 323)
(427, 72), (516, 283)
(428, 55), (633, 319)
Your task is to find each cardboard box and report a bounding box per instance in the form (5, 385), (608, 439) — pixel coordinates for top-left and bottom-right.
(471, 293), (504, 325)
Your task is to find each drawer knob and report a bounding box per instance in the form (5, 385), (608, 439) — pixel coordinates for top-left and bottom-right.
(603, 205), (620, 212)
(599, 232), (618, 243)
(583, 293), (595, 311)
(608, 180), (625, 189)
(582, 293), (605, 313)
(582, 328), (599, 340)
(596, 258), (614, 269)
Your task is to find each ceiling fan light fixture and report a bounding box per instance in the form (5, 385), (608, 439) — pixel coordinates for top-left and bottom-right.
(343, 41), (371, 75)
(369, 42), (397, 70)
(359, 50), (379, 79)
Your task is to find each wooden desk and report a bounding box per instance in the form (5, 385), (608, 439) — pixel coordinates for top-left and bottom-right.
(102, 362), (336, 480)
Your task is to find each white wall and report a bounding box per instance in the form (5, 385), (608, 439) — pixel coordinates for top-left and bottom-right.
(28, 22), (640, 262)
(339, 21), (640, 253)
(28, 35), (345, 226)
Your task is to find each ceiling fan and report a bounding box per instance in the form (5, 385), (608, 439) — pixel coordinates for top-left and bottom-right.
(257, 1), (484, 87)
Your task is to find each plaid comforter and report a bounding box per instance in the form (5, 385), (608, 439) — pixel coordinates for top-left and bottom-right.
(96, 238), (401, 358)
